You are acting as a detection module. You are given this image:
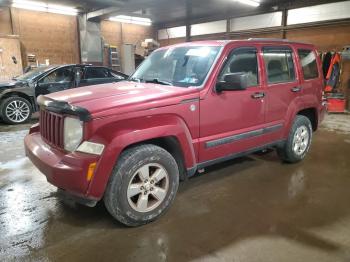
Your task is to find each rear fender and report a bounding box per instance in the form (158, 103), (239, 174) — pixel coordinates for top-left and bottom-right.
(283, 97), (318, 138)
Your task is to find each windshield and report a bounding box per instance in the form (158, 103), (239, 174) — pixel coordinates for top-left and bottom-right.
(15, 66), (56, 82)
(131, 46), (221, 87)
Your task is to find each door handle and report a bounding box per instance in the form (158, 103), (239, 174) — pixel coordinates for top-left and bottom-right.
(291, 86), (302, 92)
(251, 92), (265, 99)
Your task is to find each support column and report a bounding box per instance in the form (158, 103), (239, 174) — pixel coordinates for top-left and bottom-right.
(281, 9), (288, 39)
(78, 14), (103, 65)
(185, 0), (191, 42)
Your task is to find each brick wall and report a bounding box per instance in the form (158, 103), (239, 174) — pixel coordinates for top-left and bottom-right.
(101, 20), (154, 56)
(0, 7), (80, 67)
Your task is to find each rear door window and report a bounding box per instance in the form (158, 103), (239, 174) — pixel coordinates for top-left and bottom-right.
(297, 49), (319, 80)
(85, 67), (110, 79)
(263, 47), (296, 84)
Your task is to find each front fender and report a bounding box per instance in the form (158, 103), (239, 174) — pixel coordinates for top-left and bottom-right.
(0, 89), (36, 111)
(86, 114), (197, 199)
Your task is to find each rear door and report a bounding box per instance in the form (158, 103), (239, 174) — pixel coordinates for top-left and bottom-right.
(262, 46), (301, 140)
(80, 67), (115, 87)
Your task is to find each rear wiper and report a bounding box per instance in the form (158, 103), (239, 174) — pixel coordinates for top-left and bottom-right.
(145, 78), (172, 86)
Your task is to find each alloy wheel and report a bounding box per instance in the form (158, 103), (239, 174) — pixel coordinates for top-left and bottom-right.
(127, 163), (169, 213)
(292, 125), (309, 156)
(5, 100), (30, 123)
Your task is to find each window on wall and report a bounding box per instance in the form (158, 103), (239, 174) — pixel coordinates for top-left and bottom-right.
(218, 48), (259, 87)
(263, 47), (296, 84)
(297, 49), (319, 80)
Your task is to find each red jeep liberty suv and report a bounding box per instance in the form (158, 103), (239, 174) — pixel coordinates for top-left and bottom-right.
(25, 39), (326, 226)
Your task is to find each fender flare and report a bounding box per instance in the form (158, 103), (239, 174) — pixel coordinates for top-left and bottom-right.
(283, 98), (318, 138)
(86, 114), (197, 199)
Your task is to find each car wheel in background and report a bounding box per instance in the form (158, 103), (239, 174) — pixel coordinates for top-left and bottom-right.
(0, 97), (32, 125)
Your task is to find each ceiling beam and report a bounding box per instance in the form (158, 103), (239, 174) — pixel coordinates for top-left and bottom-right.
(87, 7), (122, 21)
(86, 0), (168, 21)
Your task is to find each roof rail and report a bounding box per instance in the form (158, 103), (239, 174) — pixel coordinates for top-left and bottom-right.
(248, 38), (290, 42)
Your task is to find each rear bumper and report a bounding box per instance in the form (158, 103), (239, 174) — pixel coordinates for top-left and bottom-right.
(24, 132), (100, 202)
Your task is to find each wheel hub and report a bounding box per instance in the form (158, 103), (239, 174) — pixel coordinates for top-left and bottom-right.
(143, 182), (152, 191)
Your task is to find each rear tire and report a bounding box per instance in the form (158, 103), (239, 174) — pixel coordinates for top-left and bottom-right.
(104, 144), (179, 227)
(277, 115), (312, 163)
(0, 97), (32, 125)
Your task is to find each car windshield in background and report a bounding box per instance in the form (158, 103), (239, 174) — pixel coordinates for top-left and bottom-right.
(15, 66), (56, 82)
(131, 46), (221, 88)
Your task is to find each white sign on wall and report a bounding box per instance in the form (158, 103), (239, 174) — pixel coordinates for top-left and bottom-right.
(230, 12), (282, 31)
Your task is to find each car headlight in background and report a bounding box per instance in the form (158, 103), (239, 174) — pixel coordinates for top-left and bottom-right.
(76, 141), (105, 155)
(64, 117), (83, 151)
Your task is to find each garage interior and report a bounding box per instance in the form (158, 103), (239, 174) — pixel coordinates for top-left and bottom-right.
(1, 0), (350, 261)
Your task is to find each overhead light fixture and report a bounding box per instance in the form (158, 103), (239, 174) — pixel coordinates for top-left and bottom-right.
(12, 0), (78, 16)
(235, 0), (260, 7)
(109, 15), (152, 26)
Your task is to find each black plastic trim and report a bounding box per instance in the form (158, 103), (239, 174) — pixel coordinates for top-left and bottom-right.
(205, 124), (283, 148)
(186, 166), (197, 177)
(37, 95), (91, 121)
(57, 189), (97, 207)
(180, 98), (200, 104)
(200, 140), (285, 170)
(187, 140), (285, 177)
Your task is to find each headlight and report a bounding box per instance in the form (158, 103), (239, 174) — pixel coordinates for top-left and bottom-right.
(76, 141), (105, 155)
(64, 117), (83, 151)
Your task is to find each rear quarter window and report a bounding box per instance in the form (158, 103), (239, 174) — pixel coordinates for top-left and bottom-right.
(297, 49), (319, 80)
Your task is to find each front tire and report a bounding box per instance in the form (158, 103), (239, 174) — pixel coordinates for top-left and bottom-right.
(104, 144), (179, 227)
(277, 115), (312, 163)
(0, 97), (32, 124)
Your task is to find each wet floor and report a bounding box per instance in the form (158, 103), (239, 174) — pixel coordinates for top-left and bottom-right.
(0, 114), (350, 261)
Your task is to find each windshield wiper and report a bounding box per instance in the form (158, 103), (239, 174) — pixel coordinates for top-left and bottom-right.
(128, 77), (143, 83)
(145, 78), (172, 86)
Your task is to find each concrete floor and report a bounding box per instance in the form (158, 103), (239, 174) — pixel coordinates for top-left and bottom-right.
(0, 114), (350, 261)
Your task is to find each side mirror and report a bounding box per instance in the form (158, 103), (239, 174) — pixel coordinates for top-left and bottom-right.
(216, 73), (248, 92)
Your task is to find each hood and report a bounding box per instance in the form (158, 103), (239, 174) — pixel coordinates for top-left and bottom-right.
(0, 80), (27, 90)
(47, 81), (199, 117)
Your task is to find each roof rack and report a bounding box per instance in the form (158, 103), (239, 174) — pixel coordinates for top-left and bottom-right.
(248, 38), (290, 42)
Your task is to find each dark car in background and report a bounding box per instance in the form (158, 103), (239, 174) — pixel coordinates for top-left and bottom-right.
(0, 64), (128, 124)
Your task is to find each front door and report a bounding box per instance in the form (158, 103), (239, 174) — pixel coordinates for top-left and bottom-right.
(35, 66), (75, 97)
(199, 47), (267, 163)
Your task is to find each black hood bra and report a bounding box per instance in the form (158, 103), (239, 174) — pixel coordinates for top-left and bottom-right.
(37, 95), (92, 122)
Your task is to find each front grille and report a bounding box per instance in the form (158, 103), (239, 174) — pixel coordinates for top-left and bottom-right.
(40, 110), (64, 148)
